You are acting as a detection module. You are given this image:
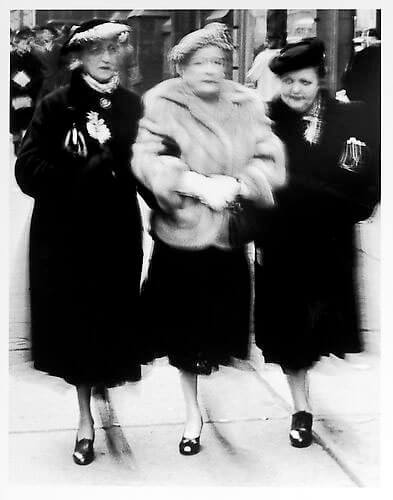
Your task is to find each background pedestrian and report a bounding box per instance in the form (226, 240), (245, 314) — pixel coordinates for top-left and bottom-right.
(10, 27), (43, 155)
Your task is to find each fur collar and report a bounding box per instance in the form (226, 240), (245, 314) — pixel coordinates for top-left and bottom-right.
(144, 77), (266, 173)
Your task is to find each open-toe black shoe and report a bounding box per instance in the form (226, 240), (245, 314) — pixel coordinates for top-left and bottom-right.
(179, 436), (201, 456)
(73, 436), (95, 465)
(289, 411), (313, 448)
(179, 419), (203, 456)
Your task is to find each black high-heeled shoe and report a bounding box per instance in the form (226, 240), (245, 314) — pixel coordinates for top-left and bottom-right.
(73, 432), (95, 465)
(179, 419), (203, 456)
(289, 411), (313, 448)
(179, 436), (201, 456)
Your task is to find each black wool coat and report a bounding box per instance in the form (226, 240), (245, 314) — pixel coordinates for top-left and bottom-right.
(254, 91), (379, 371)
(15, 70), (144, 386)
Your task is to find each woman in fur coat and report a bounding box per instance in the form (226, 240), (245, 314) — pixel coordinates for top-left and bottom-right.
(254, 39), (380, 449)
(131, 23), (285, 456)
(15, 20), (144, 466)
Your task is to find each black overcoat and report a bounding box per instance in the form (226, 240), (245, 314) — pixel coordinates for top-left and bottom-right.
(254, 91), (379, 371)
(15, 70), (144, 386)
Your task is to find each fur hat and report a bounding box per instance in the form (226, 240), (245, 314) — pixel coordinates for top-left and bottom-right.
(269, 38), (326, 76)
(168, 22), (233, 65)
(62, 19), (130, 53)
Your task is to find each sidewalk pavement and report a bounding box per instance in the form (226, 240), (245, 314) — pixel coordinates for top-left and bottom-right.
(8, 344), (379, 487)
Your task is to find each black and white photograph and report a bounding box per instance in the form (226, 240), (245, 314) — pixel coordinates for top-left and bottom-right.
(5, 1), (388, 494)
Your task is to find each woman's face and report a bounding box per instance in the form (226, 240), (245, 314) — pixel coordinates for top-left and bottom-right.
(80, 39), (120, 83)
(15, 37), (31, 54)
(280, 67), (320, 113)
(37, 29), (55, 51)
(179, 45), (226, 98)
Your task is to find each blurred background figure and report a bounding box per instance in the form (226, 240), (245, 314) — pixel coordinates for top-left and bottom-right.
(339, 26), (381, 202)
(10, 27), (43, 155)
(246, 34), (286, 102)
(341, 26), (380, 107)
(352, 27), (380, 53)
(114, 30), (137, 90)
(31, 23), (57, 52)
(10, 28), (16, 50)
(31, 23), (71, 100)
(254, 38), (379, 449)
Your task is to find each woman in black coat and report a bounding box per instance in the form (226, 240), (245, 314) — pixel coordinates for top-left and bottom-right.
(15, 19), (144, 466)
(254, 39), (379, 448)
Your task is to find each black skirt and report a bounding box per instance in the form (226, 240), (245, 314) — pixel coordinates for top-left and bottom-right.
(254, 234), (362, 372)
(141, 240), (251, 374)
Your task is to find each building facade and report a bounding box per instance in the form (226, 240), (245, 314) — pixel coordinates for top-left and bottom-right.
(10, 9), (381, 94)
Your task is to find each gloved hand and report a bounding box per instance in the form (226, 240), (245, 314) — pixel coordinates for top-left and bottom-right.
(202, 175), (241, 211)
(175, 171), (207, 198)
(176, 172), (241, 211)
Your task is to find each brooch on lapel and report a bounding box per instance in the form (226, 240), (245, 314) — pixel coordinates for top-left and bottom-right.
(86, 111), (111, 145)
(99, 97), (111, 109)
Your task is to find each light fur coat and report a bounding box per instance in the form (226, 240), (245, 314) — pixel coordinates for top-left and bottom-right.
(132, 77), (285, 249)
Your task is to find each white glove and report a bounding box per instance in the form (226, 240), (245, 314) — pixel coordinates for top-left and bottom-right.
(205, 175), (241, 211)
(176, 172), (243, 211)
(175, 171), (207, 198)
